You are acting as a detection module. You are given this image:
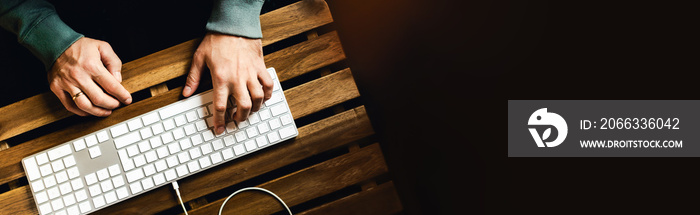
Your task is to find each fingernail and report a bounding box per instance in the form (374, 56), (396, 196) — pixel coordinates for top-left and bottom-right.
(216, 126), (225, 134)
(125, 97), (132, 104)
(183, 86), (191, 96)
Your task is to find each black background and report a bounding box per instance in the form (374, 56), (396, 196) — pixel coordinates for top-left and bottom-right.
(2, 0), (698, 214)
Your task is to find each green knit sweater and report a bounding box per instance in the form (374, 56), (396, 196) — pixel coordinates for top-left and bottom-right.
(0, 0), (264, 70)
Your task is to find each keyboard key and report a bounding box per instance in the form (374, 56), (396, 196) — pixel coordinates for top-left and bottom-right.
(233, 144), (245, 156)
(130, 182), (143, 194)
(32, 180), (45, 191)
(245, 140), (256, 151)
(108, 164), (120, 177)
(134, 155), (146, 167)
(51, 198), (64, 210)
(96, 131), (109, 143)
(78, 201), (91, 213)
(187, 161), (200, 172)
(75, 189), (88, 202)
(238, 120), (249, 129)
(196, 106), (209, 118)
(265, 92), (283, 106)
(73, 139), (86, 152)
(97, 168), (109, 181)
(186, 111), (197, 122)
(141, 177), (154, 190)
(47, 187), (60, 199)
(159, 92), (214, 120)
(140, 128), (153, 139)
(70, 178), (83, 190)
(126, 168), (144, 183)
(223, 135), (235, 146)
(112, 175), (125, 188)
(155, 160), (168, 172)
(249, 113), (260, 124)
(225, 122), (237, 133)
(198, 143), (211, 155)
(166, 156), (179, 168)
(55, 171), (69, 183)
(127, 118), (143, 131)
(24, 157), (41, 181)
(59, 182), (72, 195)
(234, 131), (247, 142)
(144, 163), (156, 176)
(63, 156), (76, 167)
(110, 124), (129, 138)
(63, 193), (76, 206)
(281, 114), (293, 125)
(176, 165), (189, 177)
(67, 167), (80, 179)
(153, 173), (166, 185)
(39, 202), (52, 215)
(191, 134), (203, 145)
(163, 118), (176, 131)
(162, 132), (175, 144)
(122, 159), (135, 171)
(164, 169), (177, 181)
(199, 157), (211, 168)
(258, 123), (270, 134)
(178, 152), (190, 163)
(67, 204), (80, 215)
(126, 145), (139, 157)
(210, 152), (223, 164)
(174, 115), (187, 127)
(195, 120), (208, 131)
(145, 151), (158, 163)
(138, 141), (151, 153)
(157, 146), (170, 159)
(152, 123), (165, 135)
(202, 130), (215, 141)
(44, 175), (57, 188)
(222, 148), (234, 160)
(89, 184), (101, 197)
(279, 126), (297, 139)
(150, 137), (163, 148)
(115, 132), (141, 149)
(173, 127), (185, 140)
(116, 187), (129, 199)
(256, 136), (268, 147)
(36, 153), (49, 165)
(259, 109), (271, 120)
(189, 148), (202, 159)
(85, 173), (98, 185)
(93, 195), (105, 208)
(104, 191), (117, 204)
(51, 160), (65, 172)
(179, 139), (192, 150)
(85, 135), (98, 147)
(36, 191), (49, 203)
(142, 112), (160, 126)
(267, 132), (280, 143)
(270, 104), (288, 116)
(40, 164), (53, 177)
(48, 145), (72, 161)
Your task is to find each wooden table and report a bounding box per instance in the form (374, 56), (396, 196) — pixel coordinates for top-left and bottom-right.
(0, 1), (403, 214)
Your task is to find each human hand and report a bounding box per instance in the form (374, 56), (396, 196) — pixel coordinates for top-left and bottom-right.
(183, 32), (273, 134)
(48, 37), (132, 117)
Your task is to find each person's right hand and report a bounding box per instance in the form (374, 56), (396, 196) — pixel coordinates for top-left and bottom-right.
(48, 37), (132, 117)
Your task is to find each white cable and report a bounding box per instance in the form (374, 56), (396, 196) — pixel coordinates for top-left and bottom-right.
(172, 181), (291, 215)
(218, 187), (292, 215)
(172, 182), (189, 215)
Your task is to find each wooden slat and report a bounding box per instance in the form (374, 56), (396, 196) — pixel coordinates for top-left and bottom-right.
(187, 143), (388, 215)
(98, 106), (373, 214)
(0, 186), (37, 214)
(298, 182), (403, 215)
(286, 68), (359, 118)
(0, 31), (348, 185)
(266, 31), (345, 82)
(0, 0), (334, 142)
(0, 105), (373, 214)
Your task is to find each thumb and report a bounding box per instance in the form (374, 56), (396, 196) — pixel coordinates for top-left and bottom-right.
(184, 53), (205, 97)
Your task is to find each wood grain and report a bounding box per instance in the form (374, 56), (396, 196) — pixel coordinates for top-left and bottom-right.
(187, 143), (388, 215)
(298, 182), (403, 215)
(285, 68), (359, 118)
(0, 186), (37, 214)
(266, 31), (345, 82)
(0, 0), (335, 142)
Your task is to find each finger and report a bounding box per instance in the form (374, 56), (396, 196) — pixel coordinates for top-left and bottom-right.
(50, 81), (88, 116)
(93, 66), (132, 105)
(184, 52), (205, 97)
(231, 82), (252, 122)
(247, 79), (264, 113)
(97, 42), (122, 83)
(212, 84), (229, 135)
(75, 76), (121, 109)
(65, 84), (112, 117)
(258, 67), (274, 101)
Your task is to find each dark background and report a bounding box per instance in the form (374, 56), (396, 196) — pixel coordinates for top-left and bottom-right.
(2, 0), (697, 214)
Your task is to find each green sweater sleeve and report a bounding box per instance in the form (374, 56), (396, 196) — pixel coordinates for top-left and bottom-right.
(0, 0), (83, 70)
(206, 0), (264, 39)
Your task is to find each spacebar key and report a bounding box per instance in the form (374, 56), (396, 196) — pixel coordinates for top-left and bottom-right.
(114, 132), (141, 149)
(159, 90), (214, 119)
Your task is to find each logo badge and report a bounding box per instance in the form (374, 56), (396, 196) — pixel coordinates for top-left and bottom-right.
(528, 108), (568, 147)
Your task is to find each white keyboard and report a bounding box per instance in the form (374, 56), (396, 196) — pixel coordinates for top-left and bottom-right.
(21, 68), (298, 215)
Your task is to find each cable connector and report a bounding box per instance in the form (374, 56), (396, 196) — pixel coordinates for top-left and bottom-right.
(172, 181), (188, 215)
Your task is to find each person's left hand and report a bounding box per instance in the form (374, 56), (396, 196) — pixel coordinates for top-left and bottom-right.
(183, 32), (273, 135)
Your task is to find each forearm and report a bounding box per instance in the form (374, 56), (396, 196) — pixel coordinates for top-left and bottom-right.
(206, 0), (264, 39)
(0, 0), (83, 70)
